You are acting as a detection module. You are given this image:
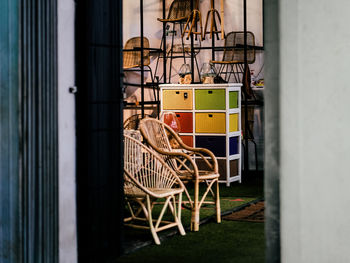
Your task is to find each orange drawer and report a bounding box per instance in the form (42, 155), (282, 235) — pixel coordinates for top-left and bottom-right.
(180, 135), (193, 147)
(175, 112), (193, 133)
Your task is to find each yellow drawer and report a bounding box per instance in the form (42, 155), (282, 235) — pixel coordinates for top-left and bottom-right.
(195, 113), (226, 133)
(162, 89), (192, 110)
(229, 114), (239, 132)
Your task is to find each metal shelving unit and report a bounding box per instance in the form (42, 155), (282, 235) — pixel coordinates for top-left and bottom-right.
(158, 0), (264, 174)
(123, 0), (161, 118)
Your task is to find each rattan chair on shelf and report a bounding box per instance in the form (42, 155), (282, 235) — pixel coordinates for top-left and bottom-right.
(123, 37), (157, 101)
(211, 31), (256, 83)
(203, 0), (223, 40)
(139, 118), (221, 232)
(123, 134), (186, 245)
(182, 0), (203, 41)
(155, 0), (200, 83)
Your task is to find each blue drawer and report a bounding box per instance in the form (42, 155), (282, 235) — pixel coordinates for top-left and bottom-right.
(229, 136), (239, 155)
(195, 136), (226, 157)
(196, 136), (239, 157)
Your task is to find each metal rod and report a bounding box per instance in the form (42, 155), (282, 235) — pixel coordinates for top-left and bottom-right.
(191, 45), (264, 50)
(243, 0), (249, 174)
(211, 0), (215, 61)
(163, 0), (167, 83)
(190, 0), (195, 83)
(221, 0), (224, 39)
(140, 0), (145, 117)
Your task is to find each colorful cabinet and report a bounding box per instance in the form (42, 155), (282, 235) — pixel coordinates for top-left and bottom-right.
(160, 84), (242, 186)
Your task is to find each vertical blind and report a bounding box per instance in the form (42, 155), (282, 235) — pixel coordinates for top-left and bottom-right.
(21, 0), (59, 262)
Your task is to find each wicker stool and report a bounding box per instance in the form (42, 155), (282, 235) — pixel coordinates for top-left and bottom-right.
(182, 0), (203, 41)
(155, 0), (201, 83)
(203, 0), (223, 40)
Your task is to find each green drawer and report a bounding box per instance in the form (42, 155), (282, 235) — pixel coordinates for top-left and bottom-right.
(195, 89), (225, 110)
(229, 91), (239, 108)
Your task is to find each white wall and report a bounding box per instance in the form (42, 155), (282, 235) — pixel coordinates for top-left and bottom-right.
(123, 0), (263, 119)
(58, 0), (77, 262)
(280, 0), (350, 262)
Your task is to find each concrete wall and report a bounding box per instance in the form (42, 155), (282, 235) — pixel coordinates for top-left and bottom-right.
(58, 0), (77, 262)
(278, 0), (350, 262)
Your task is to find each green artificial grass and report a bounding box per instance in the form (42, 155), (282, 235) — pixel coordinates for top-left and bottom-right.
(119, 174), (264, 262)
(116, 221), (265, 263)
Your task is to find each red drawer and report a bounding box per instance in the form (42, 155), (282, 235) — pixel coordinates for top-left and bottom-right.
(175, 112), (193, 133)
(180, 135), (193, 147)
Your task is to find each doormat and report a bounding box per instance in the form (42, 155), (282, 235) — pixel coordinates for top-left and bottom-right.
(223, 201), (264, 222)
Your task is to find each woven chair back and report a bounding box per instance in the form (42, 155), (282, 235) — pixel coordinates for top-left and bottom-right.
(223, 31), (256, 64)
(124, 114), (151, 130)
(124, 135), (180, 195)
(123, 37), (150, 69)
(167, 0), (192, 21)
(139, 118), (180, 172)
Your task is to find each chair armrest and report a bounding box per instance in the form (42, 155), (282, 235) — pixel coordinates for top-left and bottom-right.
(166, 127), (219, 173)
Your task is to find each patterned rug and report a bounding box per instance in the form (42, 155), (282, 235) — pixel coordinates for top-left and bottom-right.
(223, 201), (264, 223)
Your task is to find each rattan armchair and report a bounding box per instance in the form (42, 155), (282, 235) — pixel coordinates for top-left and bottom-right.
(123, 114), (152, 130)
(123, 135), (186, 245)
(211, 31), (256, 83)
(139, 118), (221, 231)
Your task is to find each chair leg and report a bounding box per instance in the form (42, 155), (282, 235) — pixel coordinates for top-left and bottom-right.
(174, 194), (186, 236)
(226, 64), (232, 82)
(168, 23), (176, 83)
(186, 13), (196, 40)
(215, 179), (221, 223)
(198, 11), (204, 41)
(212, 10), (221, 40)
(154, 33), (164, 82)
(218, 64), (224, 77)
(191, 180), (200, 231)
(182, 14), (192, 39)
(146, 195), (160, 245)
(179, 23), (186, 65)
(194, 54), (200, 81)
(203, 10), (211, 40)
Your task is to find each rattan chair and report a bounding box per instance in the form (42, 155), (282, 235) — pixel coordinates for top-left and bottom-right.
(155, 0), (201, 83)
(211, 31), (256, 83)
(203, 0), (223, 40)
(139, 118), (221, 231)
(182, 0), (203, 41)
(157, 0), (191, 23)
(123, 37), (157, 101)
(123, 114), (152, 130)
(123, 135), (186, 245)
